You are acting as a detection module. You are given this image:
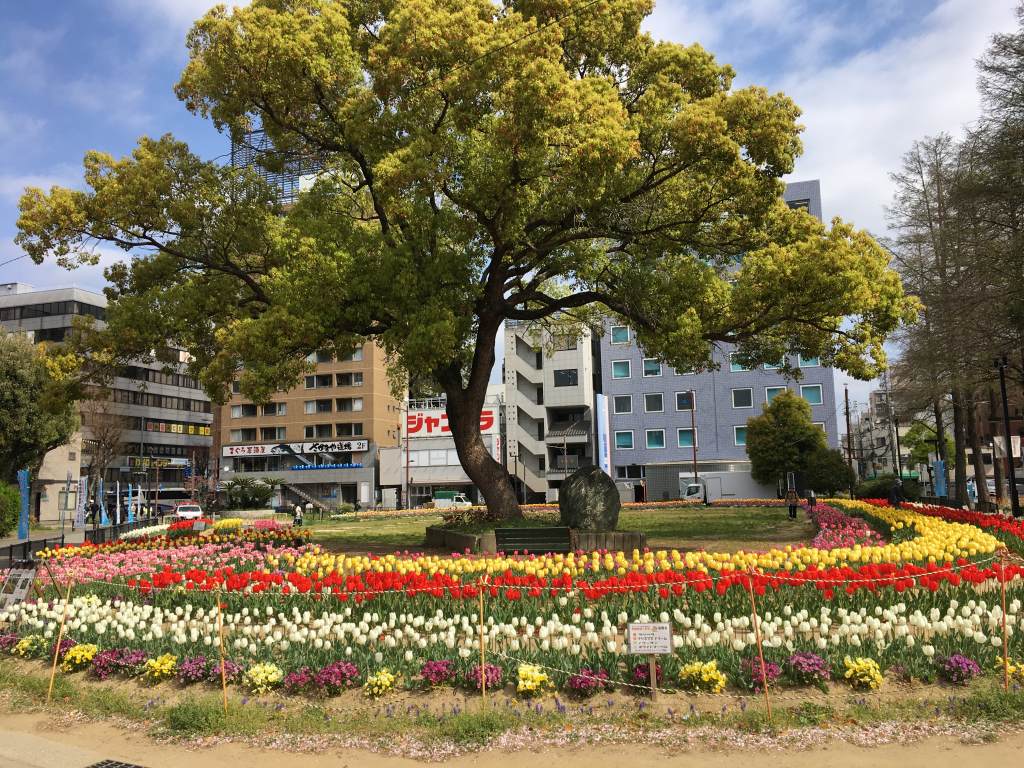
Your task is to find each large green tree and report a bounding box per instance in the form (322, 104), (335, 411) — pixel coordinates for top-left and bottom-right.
(745, 390), (827, 488)
(16, 0), (915, 519)
(0, 334), (78, 484)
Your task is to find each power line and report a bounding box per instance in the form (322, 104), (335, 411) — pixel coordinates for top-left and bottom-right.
(0, 253), (28, 269)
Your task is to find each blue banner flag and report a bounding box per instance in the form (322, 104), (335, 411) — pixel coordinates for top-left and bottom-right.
(17, 469), (30, 541)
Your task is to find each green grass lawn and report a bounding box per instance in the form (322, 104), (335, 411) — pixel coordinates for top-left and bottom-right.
(309, 513), (443, 553)
(310, 506), (814, 554)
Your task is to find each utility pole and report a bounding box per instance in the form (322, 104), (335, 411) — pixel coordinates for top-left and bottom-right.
(893, 409), (904, 480)
(995, 355), (1021, 517)
(844, 386), (856, 497)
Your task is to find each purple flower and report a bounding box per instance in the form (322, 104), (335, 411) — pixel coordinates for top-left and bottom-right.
(177, 655), (211, 684)
(0, 633), (19, 652)
(466, 663), (503, 691)
(939, 654), (981, 685)
(91, 648), (148, 680)
(632, 661), (662, 686)
(420, 659), (457, 687)
(567, 667), (611, 697)
(314, 661), (360, 695)
(786, 652), (831, 686)
(282, 666), (317, 695)
(741, 656), (782, 692)
(49, 637), (76, 661)
(207, 658), (242, 684)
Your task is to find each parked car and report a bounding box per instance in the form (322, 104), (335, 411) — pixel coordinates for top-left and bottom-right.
(173, 503), (204, 520)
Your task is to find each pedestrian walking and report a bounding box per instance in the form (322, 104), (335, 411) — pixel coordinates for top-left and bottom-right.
(785, 488), (799, 520)
(87, 498), (99, 525)
(806, 489), (817, 512)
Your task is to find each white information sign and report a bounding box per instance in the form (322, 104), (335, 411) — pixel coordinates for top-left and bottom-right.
(627, 622), (672, 655)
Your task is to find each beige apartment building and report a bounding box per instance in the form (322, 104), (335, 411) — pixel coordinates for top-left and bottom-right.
(216, 343), (401, 509)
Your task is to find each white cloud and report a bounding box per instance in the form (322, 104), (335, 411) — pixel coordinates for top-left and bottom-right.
(782, 0), (1018, 234)
(0, 166), (79, 205)
(646, 0), (1018, 233)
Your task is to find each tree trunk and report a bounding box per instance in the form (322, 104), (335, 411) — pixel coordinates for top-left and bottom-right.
(437, 313), (522, 521)
(446, 388), (521, 520)
(933, 399), (949, 499)
(951, 388), (969, 506)
(965, 392), (990, 507)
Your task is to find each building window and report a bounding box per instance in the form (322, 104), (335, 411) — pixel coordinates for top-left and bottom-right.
(729, 353), (752, 372)
(611, 360), (631, 379)
(552, 334), (577, 351)
(304, 424), (333, 439)
(230, 404), (258, 418)
(766, 386), (787, 404)
(337, 397), (364, 412)
(612, 395), (632, 414)
(732, 388), (753, 408)
(306, 350), (334, 363)
(644, 393), (664, 413)
(336, 422), (364, 437)
(813, 422), (826, 432)
(229, 428), (257, 442)
(675, 391), (694, 411)
(763, 359), (784, 370)
(798, 355), (820, 368)
(305, 373), (333, 389)
(261, 402), (286, 416)
(261, 427), (286, 441)
(734, 426), (747, 446)
(645, 429), (666, 449)
(614, 431), (634, 450)
(642, 358), (662, 377)
(800, 384), (823, 406)
(553, 368), (579, 387)
(610, 326), (630, 344)
(304, 398), (332, 414)
(341, 347), (364, 362)
(336, 372), (364, 387)
(677, 428), (696, 448)
(231, 381), (241, 394)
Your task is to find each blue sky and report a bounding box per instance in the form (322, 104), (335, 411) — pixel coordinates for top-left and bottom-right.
(0, 0), (1019, 411)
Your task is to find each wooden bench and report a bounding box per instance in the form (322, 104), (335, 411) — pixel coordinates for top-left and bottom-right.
(494, 526), (573, 554)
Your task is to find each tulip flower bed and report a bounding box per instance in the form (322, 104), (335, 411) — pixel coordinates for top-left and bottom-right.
(36, 525), (313, 563)
(2, 500), (1022, 704)
(899, 501), (1024, 558)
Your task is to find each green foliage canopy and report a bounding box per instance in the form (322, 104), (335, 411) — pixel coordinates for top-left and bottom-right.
(15, 0), (917, 516)
(0, 334), (78, 484)
(745, 390), (827, 487)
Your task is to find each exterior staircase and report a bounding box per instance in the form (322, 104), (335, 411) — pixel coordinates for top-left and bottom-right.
(282, 482), (330, 512)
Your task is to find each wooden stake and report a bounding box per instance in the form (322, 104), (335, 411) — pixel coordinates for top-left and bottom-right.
(746, 569), (772, 723)
(216, 586), (228, 714)
(46, 579), (73, 704)
(479, 576), (487, 701)
(1000, 551), (1010, 693)
(648, 654), (658, 701)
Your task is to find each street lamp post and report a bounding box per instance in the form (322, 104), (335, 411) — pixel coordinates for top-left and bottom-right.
(994, 355), (1021, 517)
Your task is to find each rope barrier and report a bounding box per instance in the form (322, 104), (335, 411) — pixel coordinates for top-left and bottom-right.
(32, 552), (1012, 599)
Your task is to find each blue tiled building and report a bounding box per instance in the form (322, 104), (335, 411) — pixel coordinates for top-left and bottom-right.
(598, 181), (840, 501)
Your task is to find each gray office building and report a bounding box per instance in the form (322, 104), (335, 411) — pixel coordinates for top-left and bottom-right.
(598, 181), (840, 501)
(0, 283), (214, 520)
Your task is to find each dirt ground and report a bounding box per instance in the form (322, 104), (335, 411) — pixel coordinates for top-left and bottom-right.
(0, 711), (1020, 768)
